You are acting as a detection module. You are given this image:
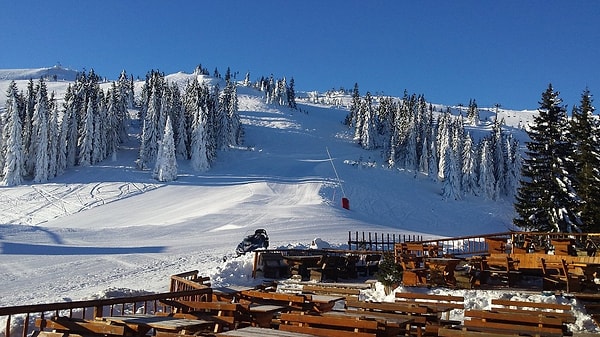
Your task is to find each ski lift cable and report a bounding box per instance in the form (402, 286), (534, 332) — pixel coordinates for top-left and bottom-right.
(326, 147), (346, 197)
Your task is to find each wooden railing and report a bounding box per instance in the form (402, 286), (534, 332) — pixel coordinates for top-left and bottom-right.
(348, 231), (423, 251)
(0, 288), (211, 337)
(407, 231), (600, 257)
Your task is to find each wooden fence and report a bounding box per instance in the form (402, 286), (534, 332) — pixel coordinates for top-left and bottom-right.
(347, 231), (423, 252)
(0, 288), (211, 337)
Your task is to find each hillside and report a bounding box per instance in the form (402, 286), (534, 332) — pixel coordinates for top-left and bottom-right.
(0, 68), (528, 303)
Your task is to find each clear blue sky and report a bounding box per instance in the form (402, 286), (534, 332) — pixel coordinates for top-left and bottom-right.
(1, 1), (598, 110)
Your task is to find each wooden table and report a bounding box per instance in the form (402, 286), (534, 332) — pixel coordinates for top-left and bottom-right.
(306, 294), (344, 312)
(248, 304), (286, 327)
(426, 258), (461, 286)
(323, 310), (416, 336)
(101, 314), (214, 336)
(216, 326), (316, 336)
(283, 255), (322, 279)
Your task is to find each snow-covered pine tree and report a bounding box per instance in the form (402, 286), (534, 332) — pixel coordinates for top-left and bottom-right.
(153, 115), (177, 182)
(478, 138), (496, 199)
(190, 95), (210, 172)
(441, 145), (461, 200)
(23, 79), (36, 177)
(92, 90), (106, 164)
(63, 84), (80, 168)
(1, 81), (24, 186)
(137, 72), (163, 170)
(467, 99), (479, 125)
(514, 84), (578, 232)
(32, 78), (50, 183)
(345, 83), (361, 127)
(359, 92), (377, 150)
(461, 132), (475, 195)
(106, 84), (121, 161)
(47, 96), (59, 178)
(287, 77), (297, 109)
(77, 88), (94, 167)
(569, 88), (600, 231)
(436, 109), (451, 180)
(169, 82), (187, 160)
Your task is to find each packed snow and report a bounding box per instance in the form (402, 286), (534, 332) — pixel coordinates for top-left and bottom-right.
(0, 68), (597, 334)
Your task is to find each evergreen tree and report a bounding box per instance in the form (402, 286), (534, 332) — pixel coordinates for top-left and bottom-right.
(1, 81), (24, 186)
(359, 92), (377, 150)
(153, 115), (178, 182)
(514, 84), (579, 232)
(569, 88), (600, 231)
(345, 83), (360, 126)
(467, 99), (479, 125)
(461, 132), (475, 194)
(23, 79), (36, 177)
(190, 95), (210, 172)
(287, 77), (297, 109)
(32, 78), (50, 182)
(47, 97), (59, 178)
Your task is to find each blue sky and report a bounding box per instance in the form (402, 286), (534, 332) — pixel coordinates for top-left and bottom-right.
(1, 1), (598, 110)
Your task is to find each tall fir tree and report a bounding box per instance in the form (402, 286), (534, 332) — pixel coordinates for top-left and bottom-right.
(1, 81), (24, 186)
(32, 78), (50, 183)
(153, 115), (178, 182)
(569, 88), (600, 231)
(514, 84), (579, 232)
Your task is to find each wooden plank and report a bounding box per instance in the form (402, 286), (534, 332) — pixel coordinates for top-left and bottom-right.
(280, 324), (375, 337)
(302, 284), (361, 296)
(464, 318), (564, 337)
(490, 298), (571, 311)
(217, 326), (316, 337)
(438, 327), (518, 337)
(465, 309), (564, 326)
(35, 318), (126, 335)
(489, 307), (575, 323)
(345, 298), (428, 314)
(280, 312), (379, 330)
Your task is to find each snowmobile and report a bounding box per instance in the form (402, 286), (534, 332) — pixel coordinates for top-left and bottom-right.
(235, 229), (269, 256)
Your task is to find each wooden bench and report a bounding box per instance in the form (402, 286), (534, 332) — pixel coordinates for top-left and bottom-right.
(345, 298), (430, 336)
(454, 309), (566, 337)
(159, 299), (246, 332)
(301, 283), (364, 299)
(279, 312), (380, 337)
(395, 292), (464, 318)
(216, 326), (316, 336)
(440, 298), (574, 337)
(541, 257), (581, 293)
(308, 255), (347, 282)
(479, 254), (521, 287)
(257, 252), (289, 279)
(239, 289), (308, 311)
(35, 316), (129, 336)
(490, 298), (575, 324)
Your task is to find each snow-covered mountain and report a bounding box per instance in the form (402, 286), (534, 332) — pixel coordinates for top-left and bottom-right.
(0, 65), (79, 81)
(6, 68), (596, 334)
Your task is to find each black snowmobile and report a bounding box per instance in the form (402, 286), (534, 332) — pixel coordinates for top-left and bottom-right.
(235, 229), (269, 256)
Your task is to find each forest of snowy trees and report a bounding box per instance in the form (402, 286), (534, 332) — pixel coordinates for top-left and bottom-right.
(0, 67), (243, 185)
(347, 84), (520, 201)
(1, 70), (133, 186)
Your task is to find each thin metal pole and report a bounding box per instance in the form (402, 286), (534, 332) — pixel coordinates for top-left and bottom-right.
(326, 147), (346, 197)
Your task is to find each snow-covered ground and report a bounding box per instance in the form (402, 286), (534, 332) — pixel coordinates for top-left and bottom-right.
(0, 68), (597, 333)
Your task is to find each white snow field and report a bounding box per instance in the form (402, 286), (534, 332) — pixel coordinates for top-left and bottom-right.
(0, 68), (597, 333)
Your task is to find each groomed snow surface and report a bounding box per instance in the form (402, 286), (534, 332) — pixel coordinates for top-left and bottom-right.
(0, 70), (597, 333)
